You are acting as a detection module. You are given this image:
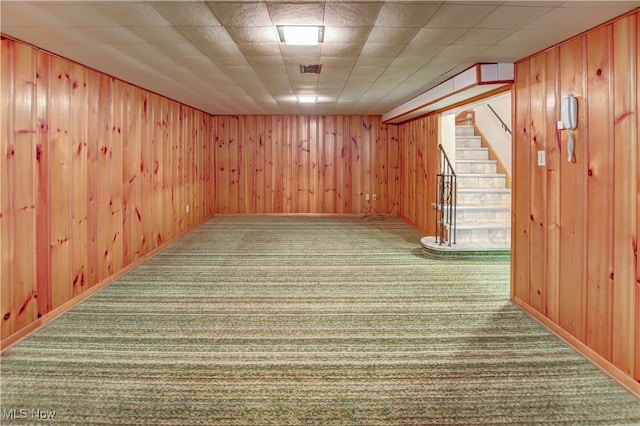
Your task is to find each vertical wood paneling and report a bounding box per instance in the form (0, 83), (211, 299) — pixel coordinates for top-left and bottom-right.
(558, 37), (588, 342)
(12, 43), (38, 328)
(394, 115), (438, 234)
(545, 49), (561, 323)
(611, 15), (637, 377)
(209, 115), (399, 216)
(49, 57), (72, 309)
(513, 11), (639, 383)
(86, 69), (99, 290)
(1, 38), (217, 343)
(1, 37), (13, 337)
(636, 12), (640, 382)
(35, 50), (53, 313)
(123, 86), (142, 263)
(585, 26), (614, 359)
(529, 54), (548, 313)
(70, 62), (89, 297)
(513, 59), (531, 303)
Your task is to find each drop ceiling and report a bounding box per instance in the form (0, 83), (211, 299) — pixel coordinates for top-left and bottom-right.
(1, 1), (638, 116)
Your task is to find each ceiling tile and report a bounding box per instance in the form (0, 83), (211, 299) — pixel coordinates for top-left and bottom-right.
(150, 2), (221, 26)
(411, 28), (467, 45)
(226, 26), (278, 43)
(476, 5), (552, 30)
(324, 27), (371, 44)
(91, 3), (169, 27)
(366, 27), (419, 44)
(374, 2), (441, 27)
(425, 4), (497, 29)
(207, 1), (272, 26)
(237, 43), (281, 57)
(359, 43), (405, 57)
(454, 28), (514, 45)
(177, 26), (235, 44)
(267, 2), (325, 25)
(324, 2), (384, 27)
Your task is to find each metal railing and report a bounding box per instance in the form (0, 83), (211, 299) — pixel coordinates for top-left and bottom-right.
(435, 144), (457, 246)
(487, 103), (512, 135)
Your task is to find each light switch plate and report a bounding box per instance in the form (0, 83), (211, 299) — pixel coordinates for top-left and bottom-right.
(537, 151), (546, 167)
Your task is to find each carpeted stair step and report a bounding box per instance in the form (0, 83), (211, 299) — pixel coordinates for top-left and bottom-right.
(455, 135), (482, 148)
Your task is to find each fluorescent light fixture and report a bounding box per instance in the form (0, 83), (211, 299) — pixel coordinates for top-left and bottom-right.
(277, 26), (324, 46)
(297, 95), (318, 103)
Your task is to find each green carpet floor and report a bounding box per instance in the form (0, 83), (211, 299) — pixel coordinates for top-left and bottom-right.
(1, 216), (638, 425)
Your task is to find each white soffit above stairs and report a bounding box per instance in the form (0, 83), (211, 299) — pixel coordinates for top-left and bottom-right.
(383, 63), (514, 124)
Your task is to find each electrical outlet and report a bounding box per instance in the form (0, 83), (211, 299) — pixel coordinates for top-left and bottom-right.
(365, 194), (370, 201)
(537, 151), (546, 167)
(372, 194), (377, 201)
(186, 204), (190, 213)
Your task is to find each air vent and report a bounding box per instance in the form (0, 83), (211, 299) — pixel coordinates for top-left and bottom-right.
(300, 64), (322, 74)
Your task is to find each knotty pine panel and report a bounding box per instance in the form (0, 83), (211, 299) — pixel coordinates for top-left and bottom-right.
(611, 14), (637, 379)
(1, 37), (12, 338)
(512, 59), (531, 304)
(585, 26), (614, 360)
(528, 53), (548, 314)
(512, 10), (639, 382)
(558, 36), (588, 343)
(1, 38), (215, 342)
(212, 115), (399, 215)
(396, 114), (438, 235)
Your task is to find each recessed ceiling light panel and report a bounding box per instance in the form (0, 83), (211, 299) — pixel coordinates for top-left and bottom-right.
(297, 95), (318, 103)
(277, 25), (324, 46)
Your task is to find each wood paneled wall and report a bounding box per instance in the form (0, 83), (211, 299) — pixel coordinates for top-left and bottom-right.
(1, 38), (215, 342)
(398, 114), (439, 235)
(213, 115), (400, 215)
(512, 12), (639, 382)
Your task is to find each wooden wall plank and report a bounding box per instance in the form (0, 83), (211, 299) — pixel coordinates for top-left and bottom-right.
(636, 11), (640, 382)
(49, 57), (72, 309)
(323, 116), (336, 212)
(70, 62), (89, 298)
(336, 116), (349, 213)
(1, 38), (15, 337)
(545, 49), (561, 323)
(228, 116), (239, 214)
(388, 125), (400, 216)
(558, 37), (588, 342)
(35, 50), (52, 314)
(528, 54), (548, 314)
(585, 26), (614, 359)
(151, 94), (164, 249)
(86, 68), (99, 290)
(255, 116), (266, 214)
(110, 80), (124, 274)
(425, 114), (439, 235)
(513, 60), (531, 303)
(123, 86), (141, 263)
(96, 73), (113, 281)
(298, 116), (310, 212)
(309, 116), (319, 213)
(611, 14), (637, 378)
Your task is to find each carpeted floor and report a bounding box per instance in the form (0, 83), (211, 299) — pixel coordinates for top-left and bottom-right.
(1, 216), (639, 425)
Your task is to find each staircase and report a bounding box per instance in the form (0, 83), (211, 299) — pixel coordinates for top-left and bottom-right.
(421, 119), (511, 257)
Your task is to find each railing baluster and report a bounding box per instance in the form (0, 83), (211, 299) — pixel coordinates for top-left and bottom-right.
(436, 144), (456, 246)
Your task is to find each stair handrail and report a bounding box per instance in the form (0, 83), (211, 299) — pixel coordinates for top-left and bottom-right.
(486, 103), (512, 135)
(435, 144), (457, 246)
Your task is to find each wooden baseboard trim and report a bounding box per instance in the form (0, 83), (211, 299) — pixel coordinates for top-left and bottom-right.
(0, 219), (208, 352)
(512, 296), (640, 398)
